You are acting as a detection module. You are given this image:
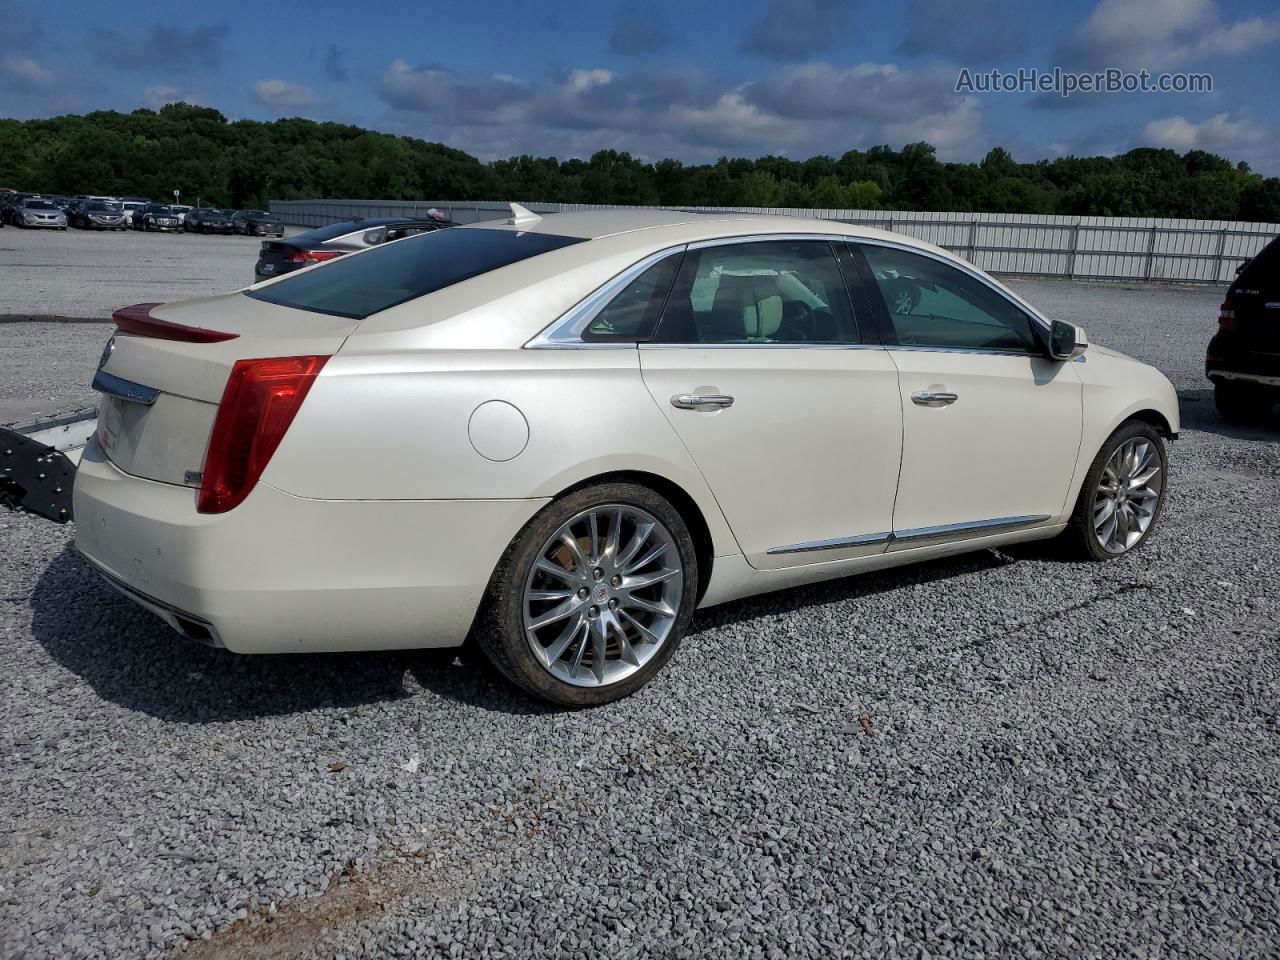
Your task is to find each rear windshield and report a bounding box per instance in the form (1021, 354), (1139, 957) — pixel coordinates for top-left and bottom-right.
(247, 227), (586, 319)
(1235, 236), (1278, 291)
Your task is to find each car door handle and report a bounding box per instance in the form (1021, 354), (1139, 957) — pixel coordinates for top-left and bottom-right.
(911, 391), (958, 407)
(671, 393), (735, 410)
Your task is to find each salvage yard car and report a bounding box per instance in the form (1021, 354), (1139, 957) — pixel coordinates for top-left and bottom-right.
(75, 208), (1178, 706)
(135, 203), (183, 231)
(69, 199), (126, 230)
(231, 209), (285, 237)
(184, 208), (234, 234)
(253, 216), (453, 280)
(14, 197), (67, 229)
(1207, 234), (1280, 421)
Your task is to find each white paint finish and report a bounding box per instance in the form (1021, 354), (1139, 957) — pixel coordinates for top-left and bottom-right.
(468, 400), (529, 462)
(886, 350), (1084, 535)
(638, 345), (902, 570)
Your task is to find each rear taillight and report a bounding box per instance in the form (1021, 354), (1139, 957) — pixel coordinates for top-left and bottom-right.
(197, 355), (329, 514)
(287, 250), (343, 264)
(113, 302), (239, 343)
(1218, 299), (1237, 330)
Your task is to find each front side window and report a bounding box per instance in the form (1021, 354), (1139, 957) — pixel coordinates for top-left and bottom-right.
(248, 227), (585, 319)
(654, 240), (858, 344)
(859, 245), (1037, 353)
(583, 253), (682, 342)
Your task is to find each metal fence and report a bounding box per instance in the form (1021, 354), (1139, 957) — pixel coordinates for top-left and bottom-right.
(270, 198), (1278, 284)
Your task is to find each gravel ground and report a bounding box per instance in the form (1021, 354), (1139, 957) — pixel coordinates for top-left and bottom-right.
(2, 273), (1279, 959)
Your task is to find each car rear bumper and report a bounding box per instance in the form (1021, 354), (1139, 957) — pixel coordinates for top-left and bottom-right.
(73, 439), (547, 654)
(1206, 332), (1280, 387)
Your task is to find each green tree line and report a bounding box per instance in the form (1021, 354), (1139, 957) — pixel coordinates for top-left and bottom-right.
(2, 103), (1278, 222)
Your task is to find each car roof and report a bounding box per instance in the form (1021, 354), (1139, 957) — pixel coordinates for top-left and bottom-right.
(457, 207), (943, 255)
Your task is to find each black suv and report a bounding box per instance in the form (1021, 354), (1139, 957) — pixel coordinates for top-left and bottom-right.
(1207, 235), (1280, 422)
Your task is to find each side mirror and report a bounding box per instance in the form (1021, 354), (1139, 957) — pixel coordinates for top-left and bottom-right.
(1049, 319), (1088, 361)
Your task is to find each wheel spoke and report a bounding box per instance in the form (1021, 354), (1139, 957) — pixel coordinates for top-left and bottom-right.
(535, 557), (583, 585)
(622, 567), (681, 591)
(623, 542), (667, 575)
(543, 614), (587, 665)
(603, 509), (623, 565)
(620, 593), (674, 619)
(587, 512), (601, 565)
(590, 616), (609, 684)
(1094, 498), (1116, 528)
(616, 521), (654, 570)
(528, 598), (582, 631)
(527, 588), (572, 603)
(559, 532), (589, 576)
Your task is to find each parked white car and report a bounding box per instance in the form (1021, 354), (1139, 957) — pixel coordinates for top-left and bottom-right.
(74, 208), (1178, 705)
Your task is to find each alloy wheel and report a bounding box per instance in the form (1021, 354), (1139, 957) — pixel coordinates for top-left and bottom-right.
(1093, 437), (1163, 554)
(523, 504), (683, 687)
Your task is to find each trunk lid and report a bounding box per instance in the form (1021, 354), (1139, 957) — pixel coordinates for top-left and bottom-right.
(256, 240), (300, 276)
(95, 293), (357, 486)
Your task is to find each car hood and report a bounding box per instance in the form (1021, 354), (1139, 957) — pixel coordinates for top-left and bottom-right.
(1087, 343), (1137, 362)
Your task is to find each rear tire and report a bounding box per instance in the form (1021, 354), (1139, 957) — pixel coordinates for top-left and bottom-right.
(474, 482), (698, 707)
(1215, 380), (1273, 423)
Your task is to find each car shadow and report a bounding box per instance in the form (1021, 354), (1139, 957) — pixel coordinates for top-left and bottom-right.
(30, 542), (1020, 723)
(1178, 388), (1280, 440)
(29, 544), (556, 722)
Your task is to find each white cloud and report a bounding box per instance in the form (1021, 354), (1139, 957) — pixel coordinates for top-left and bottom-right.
(1062, 0), (1280, 68)
(143, 84), (204, 109)
(1143, 111), (1279, 173)
(250, 79), (320, 109)
(376, 59), (988, 164)
(0, 54), (58, 93)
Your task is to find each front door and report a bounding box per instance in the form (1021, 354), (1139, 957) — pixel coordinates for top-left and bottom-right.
(852, 241), (1082, 544)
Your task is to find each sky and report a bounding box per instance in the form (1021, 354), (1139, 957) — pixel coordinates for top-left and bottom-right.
(1, 0), (1278, 174)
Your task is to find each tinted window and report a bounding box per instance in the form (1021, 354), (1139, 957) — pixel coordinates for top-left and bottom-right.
(860, 245), (1036, 353)
(584, 254), (681, 342)
(1234, 236), (1278, 293)
(24, 200), (55, 209)
(655, 240), (858, 344)
(248, 227), (585, 319)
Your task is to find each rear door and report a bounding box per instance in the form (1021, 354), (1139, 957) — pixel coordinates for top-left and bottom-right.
(850, 241), (1081, 543)
(638, 237), (902, 570)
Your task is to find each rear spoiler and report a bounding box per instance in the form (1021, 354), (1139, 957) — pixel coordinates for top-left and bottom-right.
(113, 303), (239, 343)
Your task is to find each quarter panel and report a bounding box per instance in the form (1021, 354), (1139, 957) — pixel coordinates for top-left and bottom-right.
(262, 347), (740, 557)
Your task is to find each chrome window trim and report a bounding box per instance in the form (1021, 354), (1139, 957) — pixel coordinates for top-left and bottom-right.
(767, 531), (892, 555)
(884, 344), (1039, 358)
(849, 235), (1052, 334)
(893, 514), (1051, 543)
(686, 232), (848, 250)
(527, 244), (688, 349)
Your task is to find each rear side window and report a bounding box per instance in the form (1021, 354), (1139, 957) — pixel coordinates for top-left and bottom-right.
(248, 227), (585, 319)
(583, 254), (682, 342)
(1234, 236), (1278, 292)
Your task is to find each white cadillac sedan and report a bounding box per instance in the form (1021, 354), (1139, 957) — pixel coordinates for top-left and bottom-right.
(75, 207), (1178, 706)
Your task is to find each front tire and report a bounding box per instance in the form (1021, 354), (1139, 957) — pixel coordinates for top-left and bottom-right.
(1064, 420), (1167, 561)
(474, 482), (699, 707)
